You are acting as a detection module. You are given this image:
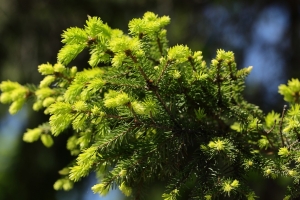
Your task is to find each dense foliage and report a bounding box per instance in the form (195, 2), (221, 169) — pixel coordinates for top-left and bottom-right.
(1, 12), (300, 200)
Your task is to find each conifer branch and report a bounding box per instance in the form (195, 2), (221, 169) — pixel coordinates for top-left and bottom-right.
(216, 61), (223, 106)
(54, 72), (74, 83)
(188, 56), (197, 71)
(153, 90), (182, 129)
(295, 129), (300, 142)
(106, 81), (143, 89)
(96, 125), (140, 152)
(227, 61), (236, 80)
(104, 114), (129, 120)
(3, 12), (300, 200)
(125, 50), (150, 82)
(146, 56), (160, 65)
(156, 35), (163, 56)
(263, 120), (276, 149)
(279, 105), (287, 146)
(156, 60), (171, 84)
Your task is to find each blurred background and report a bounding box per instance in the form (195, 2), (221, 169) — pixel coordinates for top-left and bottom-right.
(0, 0), (299, 199)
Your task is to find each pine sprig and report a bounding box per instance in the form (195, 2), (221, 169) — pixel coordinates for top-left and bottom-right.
(2, 11), (300, 200)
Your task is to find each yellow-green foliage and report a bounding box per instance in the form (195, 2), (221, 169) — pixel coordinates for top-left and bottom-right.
(279, 78), (300, 104)
(2, 11), (300, 199)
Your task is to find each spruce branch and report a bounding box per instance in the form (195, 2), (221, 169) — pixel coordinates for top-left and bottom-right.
(156, 60), (172, 84)
(156, 34), (163, 56)
(125, 49), (150, 82)
(146, 56), (160, 65)
(188, 55), (197, 71)
(216, 60), (223, 106)
(3, 11), (300, 200)
(279, 105), (287, 146)
(258, 120), (276, 150)
(53, 71), (74, 83)
(153, 89), (182, 130)
(227, 61), (237, 81)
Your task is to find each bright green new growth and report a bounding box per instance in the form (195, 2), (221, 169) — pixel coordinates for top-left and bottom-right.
(2, 11), (300, 199)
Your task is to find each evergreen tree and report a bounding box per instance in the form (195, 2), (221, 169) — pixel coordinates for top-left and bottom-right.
(1, 12), (300, 199)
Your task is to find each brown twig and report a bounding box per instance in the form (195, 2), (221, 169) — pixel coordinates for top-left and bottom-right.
(279, 105), (287, 146)
(156, 60), (171, 84)
(125, 50), (149, 82)
(156, 35), (163, 56)
(188, 56), (196, 71)
(216, 61), (223, 106)
(258, 120), (276, 149)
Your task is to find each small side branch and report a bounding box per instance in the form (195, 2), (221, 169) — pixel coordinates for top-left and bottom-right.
(54, 72), (74, 83)
(188, 56), (196, 71)
(295, 129), (300, 142)
(279, 105), (287, 146)
(227, 61), (236, 80)
(154, 90), (181, 129)
(258, 120), (276, 149)
(156, 35), (163, 56)
(126, 102), (142, 124)
(216, 62), (223, 106)
(156, 60), (171, 84)
(125, 50), (149, 82)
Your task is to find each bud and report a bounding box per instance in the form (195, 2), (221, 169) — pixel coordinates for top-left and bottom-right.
(119, 182), (132, 197)
(10, 87), (27, 101)
(0, 92), (12, 103)
(43, 97), (56, 107)
(246, 192), (258, 200)
(223, 182), (233, 194)
(33, 100), (43, 111)
(92, 183), (110, 196)
(73, 100), (88, 111)
(208, 139), (225, 151)
(265, 168), (272, 175)
(62, 179), (73, 191)
(23, 128), (42, 143)
(38, 63), (54, 75)
(172, 70), (181, 79)
(35, 87), (55, 99)
(41, 134), (54, 147)
(211, 59), (219, 66)
(0, 80), (22, 92)
(208, 141), (216, 149)
(9, 99), (25, 114)
(231, 180), (239, 188)
(54, 63), (66, 73)
(53, 179), (63, 190)
(288, 170), (297, 177)
(59, 167), (70, 175)
(247, 160), (253, 166)
(40, 75), (55, 88)
(283, 195), (291, 200)
(70, 66), (77, 76)
(119, 169), (127, 177)
(56, 96), (64, 102)
(131, 101), (145, 115)
(245, 66), (253, 73)
(278, 147), (289, 157)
